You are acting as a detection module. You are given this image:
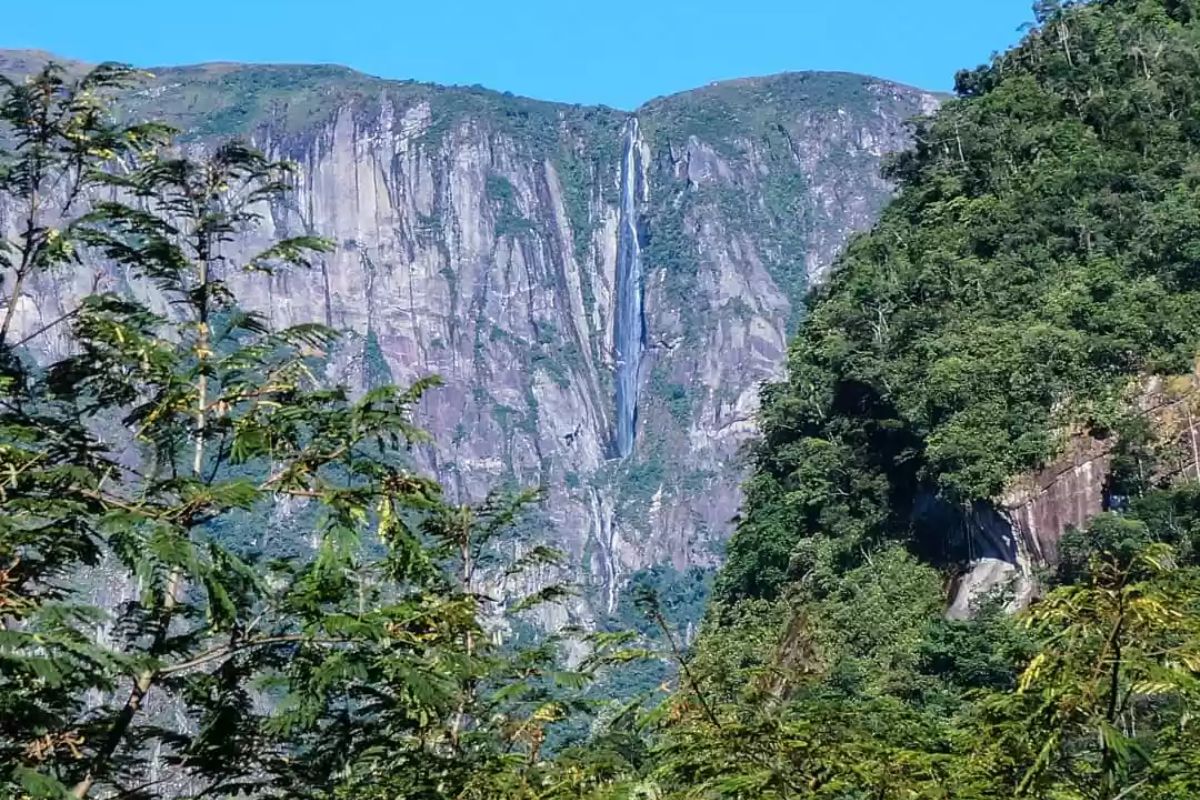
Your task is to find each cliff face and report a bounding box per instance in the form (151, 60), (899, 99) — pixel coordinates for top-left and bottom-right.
(0, 53), (938, 625)
(948, 371), (1200, 618)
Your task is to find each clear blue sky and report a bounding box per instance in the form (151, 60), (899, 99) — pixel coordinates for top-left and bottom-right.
(3, 0), (1036, 109)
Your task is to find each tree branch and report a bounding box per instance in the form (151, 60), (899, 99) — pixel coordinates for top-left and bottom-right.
(157, 633), (348, 677)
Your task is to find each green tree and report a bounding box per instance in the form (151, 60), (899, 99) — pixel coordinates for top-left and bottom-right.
(0, 61), (172, 799)
(959, 521), (1200, 799)
(0, 64), (646, 800)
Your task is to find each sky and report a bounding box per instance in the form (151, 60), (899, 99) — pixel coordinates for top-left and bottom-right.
(2, 0), (1036, 109)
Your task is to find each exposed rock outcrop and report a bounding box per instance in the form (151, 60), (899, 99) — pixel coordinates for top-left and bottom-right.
(949, 370), (1200, 618)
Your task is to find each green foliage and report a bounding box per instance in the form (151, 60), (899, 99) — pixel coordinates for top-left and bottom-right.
(613, 566), (712, 640)
(362, 327), (394, 389)
(721, 0), (1200, 607)
(614, 452), (666, 511)
(637, 503), (1200, 800)
(0, 61), (173, 798)
(948, 530), (1200, 799)
(646, 362), (693, 427)
(123, 63), (388, 137)
(638, 71), (926, 334)
(639, 72), (890, 157)
(554, 145), (611, 268)
(486, 173), (537, 239)
(918, 597), (1035, 695)
(797, 545), (944, 698)
(531, 320), (584, 390)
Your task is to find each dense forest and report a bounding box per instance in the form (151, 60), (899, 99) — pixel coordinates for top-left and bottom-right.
(3, 0), (1200, 798)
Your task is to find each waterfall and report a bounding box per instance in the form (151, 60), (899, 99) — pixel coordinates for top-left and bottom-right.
(613, 117), (644, 458)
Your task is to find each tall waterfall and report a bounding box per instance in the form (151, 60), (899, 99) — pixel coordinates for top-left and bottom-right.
(613, 117), (645, 459)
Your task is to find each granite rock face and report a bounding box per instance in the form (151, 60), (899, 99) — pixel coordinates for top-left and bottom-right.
(948, 370), (1200, 618)
(0, 52), (938, 626)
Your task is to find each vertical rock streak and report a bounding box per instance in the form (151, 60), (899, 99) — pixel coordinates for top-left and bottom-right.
(613, 117), (644, 458)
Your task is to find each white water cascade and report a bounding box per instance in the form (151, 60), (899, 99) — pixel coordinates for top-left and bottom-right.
(613, 117), (645, 458)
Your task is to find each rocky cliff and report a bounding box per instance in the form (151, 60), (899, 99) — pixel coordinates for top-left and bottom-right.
(0, 51), (938, 627)
(948, 369), (1200, 618)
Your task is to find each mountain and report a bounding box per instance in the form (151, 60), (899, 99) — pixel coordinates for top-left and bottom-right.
(0, 49), (938, 627)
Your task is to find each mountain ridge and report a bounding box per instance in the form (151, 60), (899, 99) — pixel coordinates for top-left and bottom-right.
(0, 47), (936, 117)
